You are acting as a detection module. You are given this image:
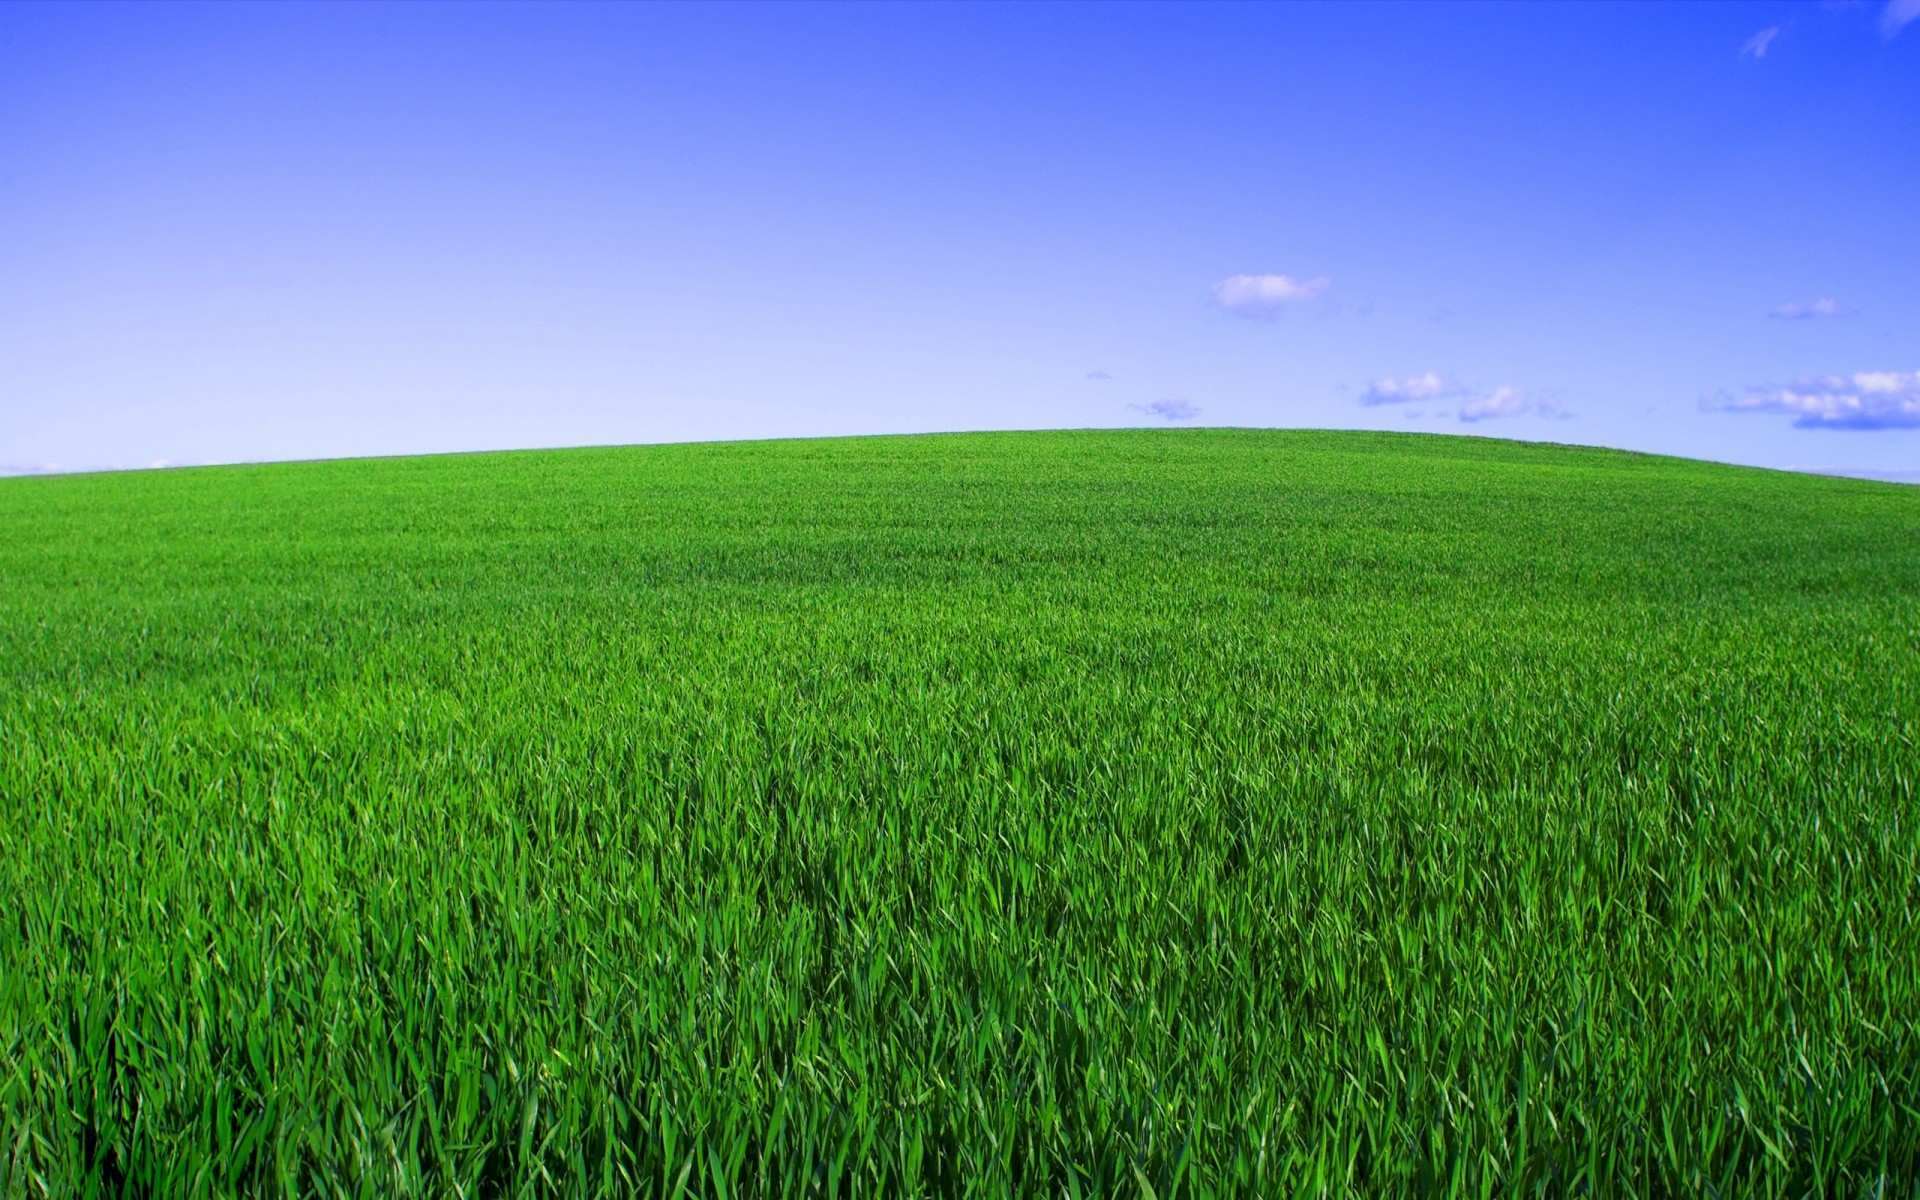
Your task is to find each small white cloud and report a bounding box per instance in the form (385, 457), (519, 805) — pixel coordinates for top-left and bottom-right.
(1211, 273), (1331, 318)
(1459, 387), (1547, 422)
(1359, 373), (1557, 421)
(1360, 371), (1463, 405)
(1883, 0), (1920, 37)
(1741, 25), (1783, 58)
(1770, 298), (1851, 319)
(1704, 371), (1920, 430)
(1743, 25), (1781, 57)
(1085, 369), (1113, 381)
(1133, 398), (1200, 421)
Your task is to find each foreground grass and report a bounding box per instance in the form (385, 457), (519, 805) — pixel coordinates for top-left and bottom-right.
(1, 428), (1916, 1196)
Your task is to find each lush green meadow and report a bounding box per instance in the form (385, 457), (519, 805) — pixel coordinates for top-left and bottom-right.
(1, 429), (1916, 1196)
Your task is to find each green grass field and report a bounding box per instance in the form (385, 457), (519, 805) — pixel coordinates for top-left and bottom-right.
(2, 428), (1916, 1196)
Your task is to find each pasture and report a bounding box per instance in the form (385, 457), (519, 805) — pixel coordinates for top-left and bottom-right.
(1, 429), (1915, 1195)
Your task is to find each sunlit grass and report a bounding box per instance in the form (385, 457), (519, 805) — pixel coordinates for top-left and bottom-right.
(2, 429), (1915, 1195)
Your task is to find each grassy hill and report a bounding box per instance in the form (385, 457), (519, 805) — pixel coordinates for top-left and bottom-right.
(2, 428), (1916, 1195)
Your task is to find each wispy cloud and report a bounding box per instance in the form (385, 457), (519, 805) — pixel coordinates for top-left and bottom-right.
(1884, 0), (1920, 38)
(1084, 369), (1113, 381)
(1459, 387), (1549, 422)
(1740, 25), (1783, 58)
(1133, 398), (1200, 421)
(1740, 5), (1912, 54)
(1359, 372), (1463, 405)
(1359, 373), (1557, 422)
(1704, 371), (1920, 430)
(0, 459), (174, 477)
(1211, 273), (1331, 318)
(1770, 298), (1850, 319)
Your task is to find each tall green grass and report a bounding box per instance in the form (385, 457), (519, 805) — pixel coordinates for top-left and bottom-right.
(1, 429), (1916, 1196)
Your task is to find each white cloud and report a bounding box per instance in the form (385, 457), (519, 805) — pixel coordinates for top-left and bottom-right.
(1211, 273), (1331, 318)
(1359, 373), (1556, 421)
(1459, 387), (1544, 422)
(1134, 398), (1200, 421)
(1704, 371), (1920, 430)
(1360, 371), (1462, 405)
(1741, 25), (1783, 57)
(1770, 298), (1850, 319)
(1085, 369), (1113, 380)
(1884, 0), (1920, 37)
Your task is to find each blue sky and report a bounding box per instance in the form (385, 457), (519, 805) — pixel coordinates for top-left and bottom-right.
(2, 1), (1916, 477)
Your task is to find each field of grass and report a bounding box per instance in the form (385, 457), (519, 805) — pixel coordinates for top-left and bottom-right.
(1, 428), (1916, 1196)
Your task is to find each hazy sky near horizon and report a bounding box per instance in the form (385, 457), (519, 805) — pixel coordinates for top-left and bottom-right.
(2, 1), (1916, 477)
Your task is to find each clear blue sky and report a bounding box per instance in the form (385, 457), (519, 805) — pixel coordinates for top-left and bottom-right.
(3, 1), (1916, 477)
